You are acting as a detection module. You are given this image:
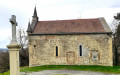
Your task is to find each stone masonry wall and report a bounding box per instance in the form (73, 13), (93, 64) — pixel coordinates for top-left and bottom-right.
(28, 34), (113, 67)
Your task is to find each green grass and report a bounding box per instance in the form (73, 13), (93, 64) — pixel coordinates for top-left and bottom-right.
(1, 65), (120, 75)
(21, 65), (120, 74)
(0, 71), (10, 75)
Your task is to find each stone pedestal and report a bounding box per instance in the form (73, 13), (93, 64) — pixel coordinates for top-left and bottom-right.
(7, 44), (20, 75)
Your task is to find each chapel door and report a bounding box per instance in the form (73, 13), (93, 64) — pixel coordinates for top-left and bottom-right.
(66, 51), (75, 65)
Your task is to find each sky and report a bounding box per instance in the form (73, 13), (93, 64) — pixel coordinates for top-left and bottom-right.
(0, 0), (120, 48)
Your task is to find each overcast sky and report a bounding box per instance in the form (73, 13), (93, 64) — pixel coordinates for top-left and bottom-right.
(0, 0), (120, 48)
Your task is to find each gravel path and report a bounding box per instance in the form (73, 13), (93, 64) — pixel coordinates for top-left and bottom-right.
(21, 70), (120, 75)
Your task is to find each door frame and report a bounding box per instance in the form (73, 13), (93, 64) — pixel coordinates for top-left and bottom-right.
(66, 51), (75, 65)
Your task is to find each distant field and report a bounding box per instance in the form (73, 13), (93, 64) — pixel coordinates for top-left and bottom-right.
(0, 48), (8, 51)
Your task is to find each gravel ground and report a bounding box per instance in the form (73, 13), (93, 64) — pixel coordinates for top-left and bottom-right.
(21, 70), (120, 75)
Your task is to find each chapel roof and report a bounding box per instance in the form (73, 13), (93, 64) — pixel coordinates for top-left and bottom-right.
(27, 7), (112, 35)
(32, 18), (112, 34)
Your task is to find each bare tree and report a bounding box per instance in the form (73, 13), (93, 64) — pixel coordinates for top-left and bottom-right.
(17, 27), (28, 50)
(17, 26), (29, 66)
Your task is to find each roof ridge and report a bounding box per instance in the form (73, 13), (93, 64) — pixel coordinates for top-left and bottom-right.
(38, 18), (99, 22)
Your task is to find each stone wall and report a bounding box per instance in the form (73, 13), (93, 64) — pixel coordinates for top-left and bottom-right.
(28, 34), (113, 67)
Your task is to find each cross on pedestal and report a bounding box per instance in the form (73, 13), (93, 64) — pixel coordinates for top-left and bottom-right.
(7, 15), (20, 75)
(10, 15), (18, 44)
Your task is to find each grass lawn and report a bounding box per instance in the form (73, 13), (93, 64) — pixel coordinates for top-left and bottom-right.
(21, 65), (120, 74)
(0, 71), (10, 75)
(1, 65), (120, 75)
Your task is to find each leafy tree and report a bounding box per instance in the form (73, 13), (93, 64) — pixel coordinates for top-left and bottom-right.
(113, 13), (120, 65)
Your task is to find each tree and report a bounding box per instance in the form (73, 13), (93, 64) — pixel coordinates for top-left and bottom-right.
(17, 27), (28, 50)
(17, 27), (29, 66)
(113, 13), (120, 65)
(0, 51), (9, 73)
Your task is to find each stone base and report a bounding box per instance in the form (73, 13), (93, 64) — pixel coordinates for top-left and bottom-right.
(7, 44), (20, 75)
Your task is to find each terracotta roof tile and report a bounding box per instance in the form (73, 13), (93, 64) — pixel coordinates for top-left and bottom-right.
(33, 18), (106, 34)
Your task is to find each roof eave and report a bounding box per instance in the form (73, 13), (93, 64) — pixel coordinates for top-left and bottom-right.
(28, 32), (112, 35)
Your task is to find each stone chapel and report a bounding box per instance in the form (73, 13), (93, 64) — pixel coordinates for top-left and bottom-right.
(27, 7), (113, 67)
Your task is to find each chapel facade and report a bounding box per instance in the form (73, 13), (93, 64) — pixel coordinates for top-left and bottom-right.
(27, 7), (113, 67)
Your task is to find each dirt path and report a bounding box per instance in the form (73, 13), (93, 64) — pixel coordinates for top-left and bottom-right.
(21, 70), (120, 75)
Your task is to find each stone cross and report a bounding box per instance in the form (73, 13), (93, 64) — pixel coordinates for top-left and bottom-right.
(7, 15), (20, 75)
(10, 15), (17, 44)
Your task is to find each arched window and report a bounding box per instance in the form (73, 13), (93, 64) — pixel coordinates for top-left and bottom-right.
(56, 46), (58, 56)
(79, 45), (82, 56)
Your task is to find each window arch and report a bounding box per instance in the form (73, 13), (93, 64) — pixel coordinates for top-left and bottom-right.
(79, 45), (82, 56)
(56, 46), (58, 56)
